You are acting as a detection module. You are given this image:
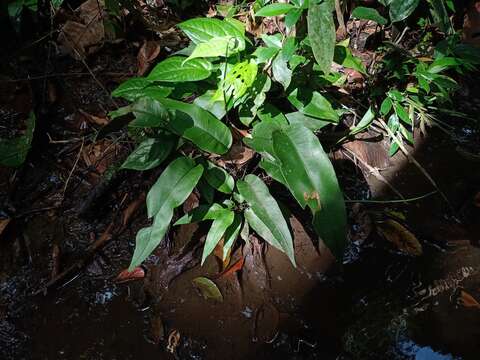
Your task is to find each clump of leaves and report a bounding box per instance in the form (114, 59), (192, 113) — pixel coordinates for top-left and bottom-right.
(111, 1), (352, 270)
(110, 0), (479, 271)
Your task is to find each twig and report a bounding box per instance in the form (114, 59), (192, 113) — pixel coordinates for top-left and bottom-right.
(342, 148), (406, 201)
(345, 190), (438, 204)
(62, 138), (84, 197)
(334, 0), (347, 38)
(378, 118), (451, 207)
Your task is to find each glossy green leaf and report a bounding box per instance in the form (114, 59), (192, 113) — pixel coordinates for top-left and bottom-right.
(178, 18), (245, 51)
(194, 90), (227, 119)
(271, 124), (346, 259)
(220, 60), (258, 103)
(112, 78), (152, 100)
(351, 6), (388, 25)
(222, 213), (242, 260)
(121, 135), (176, 170)
(174, 203), (227, 225)
(192, 277), (223, 302)
(256, 3), (295, 17)
(187, 36), (241, 60)
(349, 107), (375, 136)
(394, 103), (411, 125)
(288, 89), (339, 122)
(272, 54), (292, 90)
(285, 8), (303, 28)
(203, 161), (235, 194)
(389, 0), (420, 23)
(308, 0), (335, 73)
(157, 98), (233, 155)
(285, 111), (330, 131)
(237, 175), (295, 266)
(129, 98), (170, 128)
(253, 47), (279, 63)
(146, 156), (203, 218)
(334, 44), (367, 74)
(380, 97), (393, 115)
(148, 56), (212, 82)
(202, 210), (235, 264)
(0, 111), (35, 167)
(261, 34), (283, 49)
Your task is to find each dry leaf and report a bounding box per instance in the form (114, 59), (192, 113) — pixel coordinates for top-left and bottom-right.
(217, 143), (255, 168)
(114, 266), (145, 283)
(151, 316), (165, 344)
(166, 329), (181, 353)
(0, 218), (11, 237)
(137, 40), (161, 76)
(458, 290), (480, 309)
(464, 2), (480, 46)
(218, 257), (245, 278)
(192, 277), (223, 302)
(121, 193), (146, 227)
(376, 218), (423, 256)
(79, 109), (109, 126)
(57, 0), (106, 59)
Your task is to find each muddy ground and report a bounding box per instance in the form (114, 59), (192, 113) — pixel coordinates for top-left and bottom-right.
(1, 4), (480, 360)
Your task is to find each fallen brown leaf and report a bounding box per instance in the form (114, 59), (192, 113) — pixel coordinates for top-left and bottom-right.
(137, 40), (161, 76)
(0, 218), (11, 237)
(376, 218), (423, 256)
(57, 0), (106, 59)
(166, 329), (181, 354)
(458, 290), (480, 309)
(114, 266), (145, 283)
(217, 143), (255, 168)
(79, 109), (109, 126)
(121, 193), (146, 227)
(218, 257), (245, 278)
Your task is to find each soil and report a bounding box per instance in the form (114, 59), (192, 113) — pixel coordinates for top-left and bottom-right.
(1, 3), (480, 360)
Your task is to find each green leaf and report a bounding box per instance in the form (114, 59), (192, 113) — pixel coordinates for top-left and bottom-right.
(129, 98), (170, 128)
(129, 219), (171, 271)
(351, 6), (388, 25)
(174, 203), (226, 225)
(334, 44), (367, 74)
(202, 210), (235, 264)
(380, 97), (393, 115)
(349, 107), (375, 136)
(157, 98), (233, 155)
(285, 8), (303, 28)
(261, 34), (283, 49)
(272, 54), (292, 90)
(237, 175), (295, 266)
(389, 0), (420, 23)
(394, 102), (411, 125)
(244, 109), (288, 154)
(308, 0), (335, 73)
(271, 124), (346, 259)
(121, 135), (177, 170)
(0, 111), (35, 167)
(288, 88), (339, 122)
(220, 60), (258, 103)
(146, 156), (204, 218)
(192, 277), (223, 302)
(203, 161), (235, 194)
(178, 18), (245, 51)
(112, 78), (152, 100)
(187, 36), (241, 60)
(222, 213), (242, 260)
(148, 57), (212, 82)
(285, 111), (330, 131)
(194, 90), (227, 119)
(256, 3), (295, 16)
(238, 74), (271, 126)
(253, 47), (280, 63)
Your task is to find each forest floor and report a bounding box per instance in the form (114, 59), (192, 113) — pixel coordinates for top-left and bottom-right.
(1, 1), (480, 359)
